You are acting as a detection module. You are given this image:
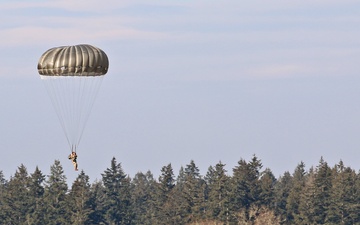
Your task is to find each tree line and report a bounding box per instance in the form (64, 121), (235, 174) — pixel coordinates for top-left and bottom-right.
(0, 155), (360, 225)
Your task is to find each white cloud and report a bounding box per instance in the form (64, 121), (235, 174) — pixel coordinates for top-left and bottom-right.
(0, 0), (129, 11)
(248, 64), (306, 78)
(1, 0), (360, 81)
(2, 0), (360, 47)
(0, 23), (169, 48)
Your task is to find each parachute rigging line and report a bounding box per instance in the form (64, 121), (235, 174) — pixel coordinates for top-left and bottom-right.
(41, 75), (104, 151)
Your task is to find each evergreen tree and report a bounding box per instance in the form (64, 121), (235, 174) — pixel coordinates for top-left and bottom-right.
(6, 154), (360, 224)
(0, 170), (7, 189)
(88, 180), (107, 224)
(273, 171), (293, 224)
(176, 166), (186, 191)
(259, 168), (276, 209)
(3, 164), (30, 224)
(230, 158), (248, 216)
(174, 166), (190, 224)
(203, 164), (215, 221)
(312, 157), (332, 224)
(297, 167), (316, 225)
(158, 163), (180, 224)
(286, 161), (306, 224)
(43, 160), (69, 225)
(102, 157), (133, 224)
(131, 171), (158, 225)
(0, 170), (8, 222)
(182, 160), (206, 223)
(204, 165), (216, 187)
(327, 160), (360, 224)
(248, 155), (263, 206)
(159, 163), (175, 195)
(230, 155), (263, 222)
(68, 170), (93, 225)
(26, 166), (46, 224)
(204, 161), (230, 223)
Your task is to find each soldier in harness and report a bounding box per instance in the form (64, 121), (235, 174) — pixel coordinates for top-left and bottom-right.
(68, 151), (78, 171)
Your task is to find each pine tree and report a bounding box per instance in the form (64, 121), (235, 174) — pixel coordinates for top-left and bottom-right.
(182, 160), (206, 223)
(230, 155), (263, 223)
(248, 155), (263, 207)
(6, 155), (360, 224)
(204, 161), (230, 223)
(158, 163), (179, 224)
(88, 180), (107, 224)
(0, 170), (7, 189)
(159, 163), (175, 196)
(297, 167), (316, 225)
(0, 170), (8, 222)
(176, 166), (186, 191)
(286, 161), (306, 223)
(26, 166), (46, 224)
(352, 172), (360, 223)
(68, 170), (93, 225)
(131, 171), (158, 225)
(43, 160), (69, 225)
(327, 160), (360, 224)
(3, 164), (30, 224)
(173, 166), (190, 224)
(312, 157), (332, 224)
(102, 157), (133, 224)
(259, 168), (276, 209)
(273, 171), (293, 224)
(230, 158), (248, 216)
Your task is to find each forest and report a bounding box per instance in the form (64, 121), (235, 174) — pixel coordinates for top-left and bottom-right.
(0, 155), (359, 225)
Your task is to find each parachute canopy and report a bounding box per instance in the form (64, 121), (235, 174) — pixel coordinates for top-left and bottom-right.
(38, 44), (109, 76)
(38, 44), (109, 152)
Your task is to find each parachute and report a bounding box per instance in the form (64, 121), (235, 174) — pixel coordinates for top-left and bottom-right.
(37, 44), (109, 152)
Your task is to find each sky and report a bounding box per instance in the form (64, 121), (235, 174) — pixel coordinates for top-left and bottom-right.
(1, 0), (360, 184)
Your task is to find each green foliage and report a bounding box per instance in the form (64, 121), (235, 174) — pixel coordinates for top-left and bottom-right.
(43, 160), (69, 224)
(204, 161), (230, 222)
(230, 155), (263, 222)
(26, 166), (46, 224)
(88, 180), (106, 224)
(286, 161), (306, 223)
(3, 164), (30, 224)
(273, 171), (293, 223)
(182, 160), (207, 223)
(259, 168), (276, 209)
(2, 155), (360, 224)
(131, 171), (157, 225)
(327, 160), (360, 224)
(0, 171), (8, 222)
(312, 158), (332, 224)
(157, 164), (182, 224)
(101, 157), (133, 224)
(68, 170), (93, 224)
(159, 163), (175, 195)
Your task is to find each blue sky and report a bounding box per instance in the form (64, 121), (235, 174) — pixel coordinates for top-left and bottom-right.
(1, 0), (360, 183)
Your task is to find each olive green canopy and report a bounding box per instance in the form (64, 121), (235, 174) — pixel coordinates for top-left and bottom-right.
(38, 44), (109, 76)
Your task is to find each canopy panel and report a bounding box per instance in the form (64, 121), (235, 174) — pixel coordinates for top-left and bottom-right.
(38, 44), (109, 76)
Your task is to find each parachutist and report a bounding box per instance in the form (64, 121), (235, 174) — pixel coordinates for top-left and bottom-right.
(38, 44), (108, 163)
(68, 151), (78, 171)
